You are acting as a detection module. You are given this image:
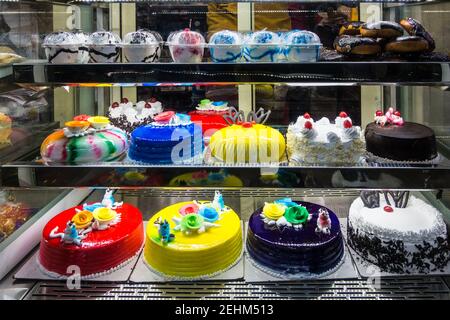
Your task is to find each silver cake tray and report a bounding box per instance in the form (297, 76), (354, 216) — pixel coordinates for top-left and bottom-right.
(244, 219), (360, 282)
(130, 221), (245, 283)
(14, 248), (141, 282)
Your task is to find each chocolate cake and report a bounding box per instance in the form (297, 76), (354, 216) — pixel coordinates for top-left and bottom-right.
(365, 108), (437, 161)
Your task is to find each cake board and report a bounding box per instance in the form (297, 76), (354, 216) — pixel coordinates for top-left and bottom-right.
(129, 221), (245, 283)
(14, 246), (141, 283)
(244, 219), (360, 282)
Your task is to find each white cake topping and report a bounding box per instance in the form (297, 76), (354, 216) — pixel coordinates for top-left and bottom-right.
(349, 195), (447, 242)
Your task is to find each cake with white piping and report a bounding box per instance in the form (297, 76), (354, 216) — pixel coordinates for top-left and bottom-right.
(286, 111), (365, 164)
(347, 191), (450, 274)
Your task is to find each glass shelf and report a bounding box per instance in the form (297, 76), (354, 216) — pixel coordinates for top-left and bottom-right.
(3, 160), (450, 188)
(12, 61), (450, 86)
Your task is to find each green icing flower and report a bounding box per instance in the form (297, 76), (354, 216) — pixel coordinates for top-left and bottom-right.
(284, 205), (309, 225)
(181, 213), (204, 231)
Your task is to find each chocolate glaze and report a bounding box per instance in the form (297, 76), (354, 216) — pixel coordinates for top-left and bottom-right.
(89, 47), (120, 62)
(246, 201), (344, 275)
(362, 21), (404, 33)
(365, 122), (437, 161)
(401, 18), (435, 52)
(334, 36), (380, 55)
(339, 21), (364, 35)
(48, 48), (78, 63)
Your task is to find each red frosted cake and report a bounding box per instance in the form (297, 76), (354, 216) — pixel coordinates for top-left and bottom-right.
(188, 99), (230, 141)
(38, 190), (144, 278)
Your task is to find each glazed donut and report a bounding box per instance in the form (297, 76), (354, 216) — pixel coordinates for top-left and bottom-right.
(361, 21), (404, 39)
(339, 22), (364, 36)
(385, 36), (429, 54)
(334, 35), (382, 56)
(400, 17), (435, 52)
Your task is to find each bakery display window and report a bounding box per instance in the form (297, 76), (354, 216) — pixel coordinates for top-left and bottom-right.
(1, 0), (450, 301)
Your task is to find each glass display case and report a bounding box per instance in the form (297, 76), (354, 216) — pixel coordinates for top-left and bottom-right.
(1, 0), (450, 300)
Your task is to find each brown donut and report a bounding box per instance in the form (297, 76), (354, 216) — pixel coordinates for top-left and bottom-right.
(385, 36), (429, 53)
(334, 35), (381, 56)
(361, 21), (404, 39)
(339, 22), (364, 36)
(399, 17), (435, 52)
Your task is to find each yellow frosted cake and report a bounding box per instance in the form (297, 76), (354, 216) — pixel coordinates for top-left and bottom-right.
(143, 191), (242, 279)
(209, 108), (286, 163)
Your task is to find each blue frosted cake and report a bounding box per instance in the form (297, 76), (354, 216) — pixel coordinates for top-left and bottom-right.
(246, 199), (344, 277)
(128, 111), (203, 164)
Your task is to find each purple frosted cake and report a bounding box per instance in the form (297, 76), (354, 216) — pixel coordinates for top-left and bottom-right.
(246, 199), (344, 277)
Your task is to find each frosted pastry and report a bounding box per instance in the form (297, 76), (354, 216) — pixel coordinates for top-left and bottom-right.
(243, 30), (281, 62)
(167, 28), (205, 63)
(41, 115), (128, 164)
(286, 112), (365, 165)
(89, 31), (121, 63)
(128, 112), (203, 164)
(43, 31), (80, 64)
(107, 97), (163, 134)
(209, 108), (286, 163)
(38, 189), (144, 278)
(122, 29), (162, 63)
(348, 191), (450, 274)
(188, 99), (230, 140)
(283, 30), (322, 62)
(247, 198), (344, 277)
(143, 191), (242, 279)
(209, 30), (242, 63)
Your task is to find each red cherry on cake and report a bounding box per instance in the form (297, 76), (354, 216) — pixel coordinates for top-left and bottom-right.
(304, 121), (313, 130)
(303, 112), (311, 119)
(375, 110), (383, 116)
(154, 111), (175, 123)
(384, 205), (393, 213)
(73, 114), (90, 121)
(149, 97), (157, 103)
(111, 102), (119, 108)
(339, 111), (348, 118)
(242, 121), (253, 128)
(343, 119), (353, 128)
(144, 103), (151, 109)
(121, 98), (129, 104)
(394, 111), (401, 116)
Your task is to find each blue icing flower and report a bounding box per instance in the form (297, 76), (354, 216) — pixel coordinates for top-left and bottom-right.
(83, 202), (104, 212)
(274, 198), (297, 207)
(212, 101), (226, 107)
(199, 206), (219, 222)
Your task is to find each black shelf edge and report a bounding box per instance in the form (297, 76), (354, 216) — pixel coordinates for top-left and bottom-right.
(13, 61), (450, 85)
(2, 163), (450, 188)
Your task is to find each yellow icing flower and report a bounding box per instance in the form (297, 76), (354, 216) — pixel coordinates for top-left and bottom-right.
(72, 210), (93, 229)
(93, 207), (117, 222)
(263, 202), (286, 220)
